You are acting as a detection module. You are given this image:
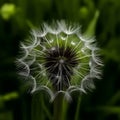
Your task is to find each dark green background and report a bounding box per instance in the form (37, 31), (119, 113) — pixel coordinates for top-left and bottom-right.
(0, 0), (120, 120)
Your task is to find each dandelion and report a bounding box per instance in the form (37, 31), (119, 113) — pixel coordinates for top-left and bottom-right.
(16, 20), (103, 102)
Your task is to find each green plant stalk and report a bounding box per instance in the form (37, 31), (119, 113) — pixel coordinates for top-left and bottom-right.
(74, 96), (81, 120)
(61, 99), (69, 120)
(53, 93), (64, 120)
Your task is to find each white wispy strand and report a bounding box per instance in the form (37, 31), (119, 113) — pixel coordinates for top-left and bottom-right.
(58, 20), (80, 35)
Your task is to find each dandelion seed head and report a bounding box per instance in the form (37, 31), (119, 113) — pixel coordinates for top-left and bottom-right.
(16, 20), (103, 101)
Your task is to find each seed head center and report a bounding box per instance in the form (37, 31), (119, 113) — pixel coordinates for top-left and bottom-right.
(59, 58), (64, 64)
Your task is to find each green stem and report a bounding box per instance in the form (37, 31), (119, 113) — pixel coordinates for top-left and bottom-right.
(61, 99), (69, 120)
(53, 93), (63, 120)
(74, 96), (81, 120)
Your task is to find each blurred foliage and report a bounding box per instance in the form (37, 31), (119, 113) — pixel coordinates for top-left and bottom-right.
(0, 3), (16, 20)
(0, 0), (120, 120)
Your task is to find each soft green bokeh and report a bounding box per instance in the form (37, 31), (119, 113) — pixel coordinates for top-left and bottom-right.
(0, 3), (16, 20)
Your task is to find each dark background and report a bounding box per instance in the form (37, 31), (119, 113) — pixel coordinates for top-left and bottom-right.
(0, 0), (120, 120)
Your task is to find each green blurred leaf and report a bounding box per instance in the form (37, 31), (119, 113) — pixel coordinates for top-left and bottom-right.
(0, 3), (16, 20)
(107, 91), (120, 105)
(84, 10), (99, 36)
(0, 92), (19, 102)
(97, 106), (120, 114)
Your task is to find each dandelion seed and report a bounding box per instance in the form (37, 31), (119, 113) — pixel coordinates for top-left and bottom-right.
(16, 20), (103, 101)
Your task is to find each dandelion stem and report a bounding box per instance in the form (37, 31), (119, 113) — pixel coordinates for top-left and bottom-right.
(61, 99), (69, 120)
(53, 93), (64, 120)
(74, 95), (82, 120)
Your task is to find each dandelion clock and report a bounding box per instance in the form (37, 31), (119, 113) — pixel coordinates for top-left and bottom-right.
(16, 20), (103, 102)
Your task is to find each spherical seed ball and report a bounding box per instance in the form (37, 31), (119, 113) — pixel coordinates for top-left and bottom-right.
(16, 20), (103, 102)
